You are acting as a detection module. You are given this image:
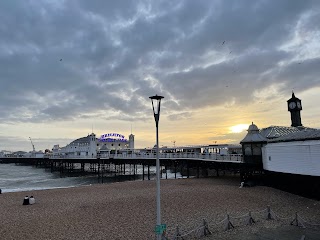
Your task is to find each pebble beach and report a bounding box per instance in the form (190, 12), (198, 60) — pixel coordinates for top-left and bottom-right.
(0, 176), (319, 239)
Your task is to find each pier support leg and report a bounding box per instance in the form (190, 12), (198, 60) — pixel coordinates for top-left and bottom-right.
(187, 161), (190, 178)
(101, 161), (104, 184)
(141, 164), (144, 180)
(197, 163), (200, 178)
(165, 164), (168, 179)
(133, 163), (135, 180)
(97, 162), (100, 183)
(175, 162), (177, 179)
(59, 161), (63, 178)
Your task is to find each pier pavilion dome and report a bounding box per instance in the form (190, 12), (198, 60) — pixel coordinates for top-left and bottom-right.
(240, 122), (267, 166)
(69, 136), (91, 145)
(241, 122), (267, 143)
(58, 133), (96, 158)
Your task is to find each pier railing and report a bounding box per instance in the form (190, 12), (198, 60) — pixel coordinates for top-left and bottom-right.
(2, 152), (243, 163)
(98, 152), (243, 162)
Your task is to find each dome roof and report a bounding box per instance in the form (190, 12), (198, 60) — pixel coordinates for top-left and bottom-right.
(69, 135), (92, 145)
(240, 122), (267, 143)
(247, 122), (259, 132)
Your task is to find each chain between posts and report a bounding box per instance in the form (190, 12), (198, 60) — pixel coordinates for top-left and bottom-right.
(162, 206), (320, 240)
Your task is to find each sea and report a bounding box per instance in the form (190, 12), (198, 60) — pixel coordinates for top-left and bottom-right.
(0, 163), (183, 193)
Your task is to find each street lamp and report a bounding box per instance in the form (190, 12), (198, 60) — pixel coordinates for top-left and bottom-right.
(149, 94), (164, 239)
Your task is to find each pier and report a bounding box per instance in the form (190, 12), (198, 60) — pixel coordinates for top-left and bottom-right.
(0, 150), (261, 184)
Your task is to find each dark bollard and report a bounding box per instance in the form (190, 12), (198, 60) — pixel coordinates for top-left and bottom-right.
(0, 189), (2, 194)
(23, 196), (29, 205)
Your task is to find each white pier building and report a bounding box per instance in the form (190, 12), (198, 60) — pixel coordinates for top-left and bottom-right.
(52, 133), (135, 158)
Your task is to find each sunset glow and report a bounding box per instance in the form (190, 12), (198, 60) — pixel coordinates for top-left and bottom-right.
(230, 124), (250, 133)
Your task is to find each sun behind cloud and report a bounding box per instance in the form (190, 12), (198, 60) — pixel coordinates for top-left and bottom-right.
(230, 124), (249, 133)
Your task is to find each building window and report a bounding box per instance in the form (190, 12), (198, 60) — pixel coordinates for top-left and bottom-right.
(252, 147), (261, 155)
(244, 147), (252, 155)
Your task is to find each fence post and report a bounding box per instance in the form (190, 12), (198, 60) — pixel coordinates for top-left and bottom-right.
(203, 218), (212, 236)
(290, 212), (306, 228)
(267, 206), (273, 220)
(161, 230), (168, 240)
(247, 211), (255, 225)
(175, 225), (182, 240)
(224, 214), (234, 231)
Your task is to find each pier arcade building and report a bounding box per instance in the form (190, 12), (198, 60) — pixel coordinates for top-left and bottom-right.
(52, 133), (134, 158)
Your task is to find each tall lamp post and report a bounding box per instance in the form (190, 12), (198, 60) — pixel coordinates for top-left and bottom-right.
(149, 94), (164, 239)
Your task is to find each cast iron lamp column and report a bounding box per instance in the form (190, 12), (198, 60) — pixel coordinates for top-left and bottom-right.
(149, 94), (164, 239)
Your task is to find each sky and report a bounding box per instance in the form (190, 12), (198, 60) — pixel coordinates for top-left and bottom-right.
(1, 0), (320, 152)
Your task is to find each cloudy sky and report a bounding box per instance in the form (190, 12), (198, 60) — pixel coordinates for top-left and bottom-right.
(1, 0), (320, 152)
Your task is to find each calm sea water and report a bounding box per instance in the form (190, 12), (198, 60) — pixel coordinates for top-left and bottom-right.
(0, 163), (99, 193)
(0, 163), (183, 193)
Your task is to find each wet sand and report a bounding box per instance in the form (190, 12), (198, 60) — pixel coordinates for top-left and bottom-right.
(0, 176), (319, 239)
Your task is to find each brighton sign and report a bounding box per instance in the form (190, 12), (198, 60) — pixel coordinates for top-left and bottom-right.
(98, 133), (128, 142)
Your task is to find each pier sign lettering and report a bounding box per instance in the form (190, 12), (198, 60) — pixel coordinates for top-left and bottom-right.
(98, 133), (128, 142)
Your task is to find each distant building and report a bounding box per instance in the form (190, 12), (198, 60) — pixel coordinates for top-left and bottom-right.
(240, 92), (319, 177)
(0, 150), (12, 157)
(53, 132), (134, 158)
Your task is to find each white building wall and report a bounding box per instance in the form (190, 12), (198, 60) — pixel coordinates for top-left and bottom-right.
(89, 133), (96, 158)
(54, 132), (131, 158)
(35, 152), (45, 158)
(129, 134), (134, 149)
(262, 140), (320, 176)
(97, 141), (128, 150)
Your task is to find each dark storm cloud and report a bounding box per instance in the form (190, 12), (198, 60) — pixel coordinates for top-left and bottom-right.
(0, 0), (319, 123)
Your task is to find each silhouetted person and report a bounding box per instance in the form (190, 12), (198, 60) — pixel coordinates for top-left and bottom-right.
(23, 196), (29, 205)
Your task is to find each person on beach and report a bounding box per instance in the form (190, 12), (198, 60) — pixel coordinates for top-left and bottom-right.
(23, 196), (29, 205)
(29, 196), (35, 205)
(0, 189), (2, 194)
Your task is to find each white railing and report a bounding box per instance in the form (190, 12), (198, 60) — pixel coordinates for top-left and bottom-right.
(3, 152), (243, 163)
(98, 152), (243, 163)
(49, 155), (92, 159)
